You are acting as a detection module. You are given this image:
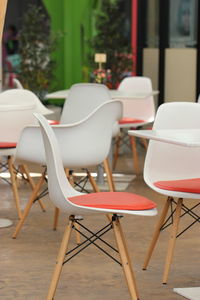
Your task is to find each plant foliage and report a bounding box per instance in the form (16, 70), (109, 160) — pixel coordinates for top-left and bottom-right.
(18, 4), (56, 99)
(91, 0), (133, 88)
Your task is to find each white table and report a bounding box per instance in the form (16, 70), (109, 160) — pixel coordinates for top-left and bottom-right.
(45, 89), (159, 100)
(128, 128), (200, 300)
(128, 129), (200, 147)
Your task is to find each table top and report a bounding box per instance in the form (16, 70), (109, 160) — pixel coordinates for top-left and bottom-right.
(128, 129), (200, 147)
(45, 89), (159, 100)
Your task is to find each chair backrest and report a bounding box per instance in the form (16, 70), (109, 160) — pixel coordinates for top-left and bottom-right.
(144, 102), (200, 189)
(118, 76), (155, 122)
(0, 90), (37, 142)
(31, 100), (122, 212)
(16, 100), (122, 168)
(2, 88), (53, 116)
(60, 83), (111, 124)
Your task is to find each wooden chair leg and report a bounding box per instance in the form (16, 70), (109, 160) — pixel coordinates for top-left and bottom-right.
(103, 158), (115, 192)
(162, 198), (183, 284)
(12, 173), (45, 239)
(65, 168), (74, 186)
(141, 138), (148, 149)
(47, 218), (74, 300)
(113, 135), (121, 170)
(53, 207), (60, 231)
(86, 169), (100, 192)
(143, 197), (171, 270)
(112, 216), (139, 300)
(7, 156), (22, 219)
(129, 136), (139, 174)
(20, 164), (46, 212)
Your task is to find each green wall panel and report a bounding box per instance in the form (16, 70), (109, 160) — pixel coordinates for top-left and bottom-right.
(43, 0), (94, 90)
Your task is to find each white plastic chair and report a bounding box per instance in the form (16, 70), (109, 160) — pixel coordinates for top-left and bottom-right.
(0, 89), (39, 218)
(113, 76), (155, 173)
(142, 102), (200, 284)
(34, 111), (157, 300)
(60, 82), (119, 191)
(9, 85), (54, 116)
(13, 100), (121, 238)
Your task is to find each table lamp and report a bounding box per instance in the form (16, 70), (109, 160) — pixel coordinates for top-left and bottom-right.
(94, 53), (107, 70)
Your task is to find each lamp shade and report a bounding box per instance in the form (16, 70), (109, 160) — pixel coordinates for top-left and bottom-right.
(94, 53), (107, 63)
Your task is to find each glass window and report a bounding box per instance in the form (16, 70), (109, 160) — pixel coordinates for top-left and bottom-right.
(169, 0), (198, 47)
(146, 0), (159, 47)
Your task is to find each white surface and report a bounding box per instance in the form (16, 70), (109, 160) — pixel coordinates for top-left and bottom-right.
(0, 218), (13, 228)
(128, 129), (200, 147)
(45, 88), (159, 100)
(174, 287), (200, 300)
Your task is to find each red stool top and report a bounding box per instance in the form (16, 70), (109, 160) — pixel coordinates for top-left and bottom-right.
(69, 192), (156, 210)
(154, 178), (200, 194)
(0, 142), (17, 149)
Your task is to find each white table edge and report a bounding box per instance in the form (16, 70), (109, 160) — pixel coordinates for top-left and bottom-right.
(128, 129), (200, 147)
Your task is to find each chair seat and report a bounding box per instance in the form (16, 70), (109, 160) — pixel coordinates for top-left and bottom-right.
(69, 192), (156, 210)
(0, 142), (17, 149)
(48, 120), (60, 125)
(154, 178), (200, 194)
(119, 118), (145, 125)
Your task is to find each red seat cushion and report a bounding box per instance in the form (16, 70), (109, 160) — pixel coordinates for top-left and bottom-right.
(119, 118), (145, 125)
(154, 178), (200, 194)
(69, 192), (156, 210)
(48, 120), (60, 125)
(0, 142), (17, 149)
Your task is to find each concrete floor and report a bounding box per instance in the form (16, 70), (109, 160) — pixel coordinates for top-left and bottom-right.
(0, 150), (199, 300)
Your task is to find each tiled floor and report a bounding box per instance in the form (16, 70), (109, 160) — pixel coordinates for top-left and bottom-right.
(0, 150), (199, 299)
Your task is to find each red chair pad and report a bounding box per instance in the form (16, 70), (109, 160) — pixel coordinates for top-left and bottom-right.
(48, 120), (60, 125)
(119, 118), (145, 125)
(0, 142), (17, 149)
(69, 192), (156, 210)
(154, 178), (200, 194)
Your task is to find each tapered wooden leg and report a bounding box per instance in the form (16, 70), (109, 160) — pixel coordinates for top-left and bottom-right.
(65, 168), (74, 186)
(86, 170), (100, 192)
(129, 136), (139, 174)
(8, 156), (22, 219)
(112, 216), (139, 300)
(20, 164), (46, 212)
(162, 198), (183, 284)
(143, 197), (171, 270)
(12, 173), (46, 239)
(65, 168), (70, 178)
(53, 207), (60, 231)
(47, 218), (74, 300)
(141, 138), (148, 149)
(103, 158), (115, 192)
(113, 134), (121, 169)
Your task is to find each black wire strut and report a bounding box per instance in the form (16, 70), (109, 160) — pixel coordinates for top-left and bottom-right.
(160, 198), (200, 238)
(63, 216), (122, 266)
